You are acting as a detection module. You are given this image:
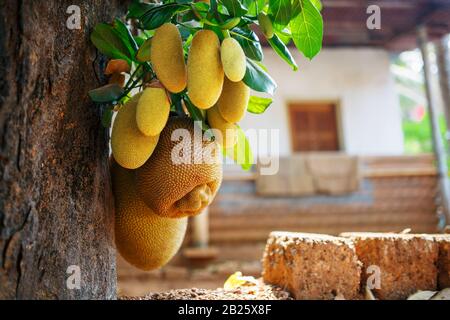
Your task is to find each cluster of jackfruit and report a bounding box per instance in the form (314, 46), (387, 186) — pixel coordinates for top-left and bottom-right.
(110, 23), (251, 270)
(111, 115), (223, 270)
(152, 23), (250, 149)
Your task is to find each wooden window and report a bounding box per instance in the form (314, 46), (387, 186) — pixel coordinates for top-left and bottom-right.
(288, 102), (340, 152)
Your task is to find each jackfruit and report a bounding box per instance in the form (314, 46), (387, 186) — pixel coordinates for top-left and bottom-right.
(111, 161), (187, 271)
(207, 105), (238, 149)
(220, 37), (246, 82)
(217, 78), (250, 123)
(187, 30), (224, 109)
(111, 93), (159, 169)
(151, 23), (187, 93)
(258, 12), (274, 39)
(135, 117), (223, 218)
(136, 87), (170, 136)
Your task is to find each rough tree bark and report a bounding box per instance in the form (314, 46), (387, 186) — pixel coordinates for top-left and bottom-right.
(0, 1), (127, 299)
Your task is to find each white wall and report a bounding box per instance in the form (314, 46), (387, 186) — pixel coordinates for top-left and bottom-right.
(239, 48), (404, 157)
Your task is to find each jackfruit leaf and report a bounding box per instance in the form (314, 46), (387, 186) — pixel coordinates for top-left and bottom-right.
(243, 58), (277, 95)
(291, 0), (302, 18)
(113, 19), (139, 59)
(243, 0), (265, 16)
(102, 107), (114, 128)
(275, 29), (292, 44)
(247, 96), (273, 114)
(140, 3), (189, 30)
(89, 84), (124, 103)
(133, 35), (146, 47)
(225, 126), (254, 171)
(290, 0), (323, 59)
(310, 0), (323, 11)
(220, 0), (248, 17)
(269, 0), (292, 30)
(232, 27), (263, 62)
(90, 23), (132, 65)
(136, 38), (152, 62)
(127, 2), (158, 19)
(267, 34), (298, 71)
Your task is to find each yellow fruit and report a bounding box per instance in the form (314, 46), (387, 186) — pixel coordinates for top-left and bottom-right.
(207, 105), (238, 149)
(187, 30), (224, 109)
(220, 37), (246, 82)
(136, 117), (223, 218)
(111, 94), (159, 169)
(151, 23), (187, 93)
(111, 161), (187, 271)
(217, 78), (250, 123)
(136, 87), (170, 136)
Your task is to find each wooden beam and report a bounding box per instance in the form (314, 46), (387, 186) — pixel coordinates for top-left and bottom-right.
(418, 26), (450, 227)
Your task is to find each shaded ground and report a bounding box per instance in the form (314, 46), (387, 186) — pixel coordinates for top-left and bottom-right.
(122, 280), (292, 300)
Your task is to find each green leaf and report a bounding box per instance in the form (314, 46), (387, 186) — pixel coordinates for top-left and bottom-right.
(220, 0), (248, 17)
(90, 23), (132, 64)
(291, 0), (302, 17)
(136, 38), (152, 62)
(247, 96), (273, 114)
(140, 3), (189, 30)
(290, 0), (323, 59)
(267, 34), (298, 70)
(134, 35), (146, 47)
(275, 29), (292, 44)
(127, 2), (157, 19)
(88, 84), (124, 103)
(113, 19), (139, 58)
(310, 0), (322, 11)
(269, 0), (292, 30)
(225, 126), (254, 171)
(243, 0), (265, 16)
(232, 27), (263, 62)
(243, 58), (277, 95)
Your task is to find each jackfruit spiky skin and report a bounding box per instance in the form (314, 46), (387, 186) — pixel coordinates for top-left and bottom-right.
(217, 78), (250, 123)
(136, 87), (170, 136)
(207, 105), (238, 149)
(187, 30), (224, 109)
(111, 161), (187, 271)
(111, 94), (160, 169)
(151, 23), (187, 93)
(220, 38), (246, 82)
(135, 117), (223, 218)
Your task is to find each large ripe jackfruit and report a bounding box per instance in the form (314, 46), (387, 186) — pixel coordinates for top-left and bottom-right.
(111, 161), (187, 271)
(151, 23), (187, 93)
(111, 94), (159, 169)
(136, 87), (170, 136)
(135, 117), (223, 218)
(217, 78), (250, 123)
(187, 30), (224, 109)
(220, 37), (246, 82)
(207, 105), (238, 149)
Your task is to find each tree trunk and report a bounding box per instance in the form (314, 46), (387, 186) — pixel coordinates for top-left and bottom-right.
(0, 0), (126, 299)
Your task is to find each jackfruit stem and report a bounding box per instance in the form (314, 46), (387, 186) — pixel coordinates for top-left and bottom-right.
(222, 29), (230, 38)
